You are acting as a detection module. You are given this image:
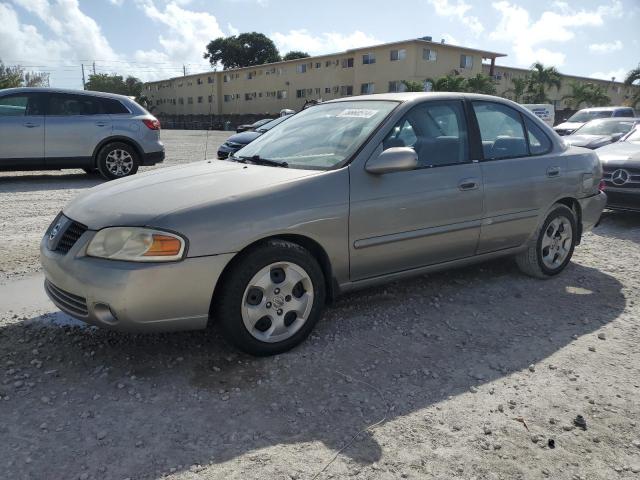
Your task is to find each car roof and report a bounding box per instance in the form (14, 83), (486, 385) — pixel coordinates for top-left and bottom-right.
(324, 91), (531, 106)
(584, 117), (640, 122)
(580, 106), (633, 112)
(0, 87), (134, 102)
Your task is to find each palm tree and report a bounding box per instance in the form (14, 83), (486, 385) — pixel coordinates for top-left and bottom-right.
(503, 77), (528, 103)
(466, 74), (497, 95)
(526, 62), (562, 103)
(624, 65), (640, 108)
(426, 75), (468, 92)
(562, 81), (611, 108)
(587, 84), (611, 106)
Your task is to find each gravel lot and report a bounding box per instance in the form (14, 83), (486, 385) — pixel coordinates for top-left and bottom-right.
(1, 130), (639, 480)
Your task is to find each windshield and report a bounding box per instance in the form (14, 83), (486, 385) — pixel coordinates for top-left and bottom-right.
(256, 115), (291, 132)
(575, 119), (636, 136)
(235, 100), (398, 170)
(567, 110), (612, 122)
(623, 127), (640, 143)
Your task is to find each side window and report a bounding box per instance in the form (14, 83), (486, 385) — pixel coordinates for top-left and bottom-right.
(0, 94), (43, 116)
(615, 109), (634, 118)
(47, 94), (103, 116)
(101, 98), (129, 114)
(382, 101), (469, 167)
(472, 101), (527, 160)
(524, 117), (552, 155)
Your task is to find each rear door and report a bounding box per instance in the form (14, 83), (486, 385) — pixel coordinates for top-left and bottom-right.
(0, 92), (45, 167)
(471, 101), (564, 253)
(44, 93), (112, 167)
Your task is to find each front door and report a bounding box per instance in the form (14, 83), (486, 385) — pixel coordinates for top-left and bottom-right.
(44, 93), (112, 167)
(349, 100), (483, 281)
(0, 92), (45, 167)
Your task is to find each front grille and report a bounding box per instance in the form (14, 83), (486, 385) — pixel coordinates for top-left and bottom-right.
(44, 280), (88, 318)
(602, 167), (640, 189)
(55, 220), (87, 253)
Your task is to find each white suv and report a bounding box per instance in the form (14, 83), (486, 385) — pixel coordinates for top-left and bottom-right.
(554, 106), (636, 136)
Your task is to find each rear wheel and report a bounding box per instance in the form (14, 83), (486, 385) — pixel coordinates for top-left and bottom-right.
(516, 204), (577, 278)
(214, 240), (326, 356)
(96, 142), (139, 180)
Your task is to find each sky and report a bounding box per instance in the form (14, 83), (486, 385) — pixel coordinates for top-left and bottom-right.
(1, 0), (638, 89)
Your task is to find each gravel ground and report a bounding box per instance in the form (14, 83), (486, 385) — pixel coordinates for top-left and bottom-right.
(1, 130), (639, 480)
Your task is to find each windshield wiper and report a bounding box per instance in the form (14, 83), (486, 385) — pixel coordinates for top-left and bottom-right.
(238, 155), (288, 168)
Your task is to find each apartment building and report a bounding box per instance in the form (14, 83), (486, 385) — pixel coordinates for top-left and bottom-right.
(143, 37), (636, 117)
(483, 64), (635, 109)
(144, 37), (506, 116)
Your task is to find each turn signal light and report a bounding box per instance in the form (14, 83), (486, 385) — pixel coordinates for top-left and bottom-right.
(143, 234), (182, 256)
(142, 118), (161, 130)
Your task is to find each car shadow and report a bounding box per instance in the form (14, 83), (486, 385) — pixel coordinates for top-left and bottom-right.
(591, 210), (640, 244)
(0, 260), (625, 479)
(0, 172), (105, 192)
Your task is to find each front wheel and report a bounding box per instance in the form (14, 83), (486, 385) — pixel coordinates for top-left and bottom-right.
(214, 240), (326, 356)
(96, 142), (139, 180)
(516, 204), (577, 278)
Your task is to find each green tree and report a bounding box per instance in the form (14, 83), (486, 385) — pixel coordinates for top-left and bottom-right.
(562, 81), (611, 108)
(426, 75), (468, 92)
(466, 73), (497, 95)
(503, 76), (528, 102)
(525, 62), (562, 103)
(86, 74), (142, 96)
(282, 51), (310, 61)
(401, 80), (426, 92)
(204, 32), (280, 69)
(625, 65), (640, 108)
(0, 60), (48, 89)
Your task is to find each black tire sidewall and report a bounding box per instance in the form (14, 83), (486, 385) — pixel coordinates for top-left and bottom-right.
(536, 205), (577, 276)
(97, 142), (139, 180)
(216, 242), (326, 356)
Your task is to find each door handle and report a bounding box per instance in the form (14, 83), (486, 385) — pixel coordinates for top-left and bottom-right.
(458, 178), (479, 191)
(95, 122), (107, 127)
(24, 122), (39, 128)
(547, 166), (561, 177)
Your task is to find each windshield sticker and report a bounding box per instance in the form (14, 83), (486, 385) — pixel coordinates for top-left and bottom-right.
(336, 109), (379, 119)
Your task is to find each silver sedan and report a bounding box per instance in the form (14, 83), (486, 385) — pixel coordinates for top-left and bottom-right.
(41, 93), (606, 355)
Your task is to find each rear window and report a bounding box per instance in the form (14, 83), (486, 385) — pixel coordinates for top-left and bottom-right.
(613, 108), (634, 118)
(101, 98), (130, 114)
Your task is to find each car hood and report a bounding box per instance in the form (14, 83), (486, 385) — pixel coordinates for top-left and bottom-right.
(63, 160), (320, 229)
(596, 142), (640, 165)
(564, 134), (613, 149)
(225, 131), (261, 145)
(554, 122), (583, 132)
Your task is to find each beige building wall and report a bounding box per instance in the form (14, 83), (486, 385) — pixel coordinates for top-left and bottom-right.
(144, 39), (503, 116)
(483, 64), (636, 109)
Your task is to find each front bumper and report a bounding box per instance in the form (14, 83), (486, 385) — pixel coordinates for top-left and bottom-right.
(604, 187), (640, 212)
(578, 191), (607, 232)
(40, 232), (234, 333)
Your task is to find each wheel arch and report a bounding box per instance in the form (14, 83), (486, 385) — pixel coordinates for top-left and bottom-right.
(208, 234), (337, 321)
(555, 197), (583, 244)
(91, 136), (144, 167)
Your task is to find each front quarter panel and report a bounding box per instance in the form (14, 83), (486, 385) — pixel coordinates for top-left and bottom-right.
(154, 168), (351, 283)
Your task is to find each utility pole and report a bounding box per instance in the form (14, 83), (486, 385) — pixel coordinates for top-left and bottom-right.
(81, 63), (86, 90)
(183, 65), (186, 76)
(92, 61), (96, 74)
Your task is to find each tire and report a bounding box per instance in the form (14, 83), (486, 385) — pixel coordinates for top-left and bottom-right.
(214, 240), (326, 356)
(96, 142), (139, 180)
(516, 204), (577, 279)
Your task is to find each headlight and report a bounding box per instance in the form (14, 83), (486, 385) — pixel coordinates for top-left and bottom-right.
(86, 227), (186, 262)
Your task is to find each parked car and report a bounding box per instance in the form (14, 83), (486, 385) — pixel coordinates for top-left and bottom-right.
(597, 126), (640, 211)
(554, 106), (636, 136)
(521, 103), (555, 127)
(236, 118), (273, 133)
(0, 88), (164, 179)
(563, 117), (639, 149)
(41, 93), (606, 356)
(217, 115), (291, 159)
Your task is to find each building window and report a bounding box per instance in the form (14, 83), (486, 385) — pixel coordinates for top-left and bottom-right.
(277, 90), (287, 99)
(187, 97), (193, 104)
(223, 94), (233, 102)
(208, 76), (214, 84)
(342, 57), (354, 68)
(315, 62), (321, 68)
(197, 78), (203, 85)
(245, 92), (257, 101)
(361, 83), (375, 94)
(390, 49), (406, 61)
(296, 64), (307, 73)
(332, 86), (339, 94)
(388, 81), (407, 93)
(197, 96), (203, 103)
(178, 97), (184, 105)
(208, 95), (213, 103)
(325, 87), (331, 94)
(296, 89), (306, 98)
(460, 54), (473, 69)
(423, 48), (437, 61)
(362, 53), (376, 65)
(325, 60), (332, 67)
(314, 88), (321, 95)
(340, 85), (353, 96)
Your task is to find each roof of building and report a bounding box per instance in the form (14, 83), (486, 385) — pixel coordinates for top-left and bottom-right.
(486, 64), (632, 86)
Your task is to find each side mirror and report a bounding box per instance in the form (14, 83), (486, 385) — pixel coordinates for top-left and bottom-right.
(365, 147), (418, 174)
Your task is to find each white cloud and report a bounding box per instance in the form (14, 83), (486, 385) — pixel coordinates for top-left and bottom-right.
(490, 0), (623, 67)
(427, 0), (484, 35)
(588, 40), (623, 54)
(589, 69), (627, 82)
(271, 29), (380, 56)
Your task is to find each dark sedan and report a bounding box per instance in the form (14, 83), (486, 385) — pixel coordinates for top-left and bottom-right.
(597, 126), (640, 211)
(218, 115), (292, 159)
(236, 118), (273, 133)
(564, 118), (639, 149)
